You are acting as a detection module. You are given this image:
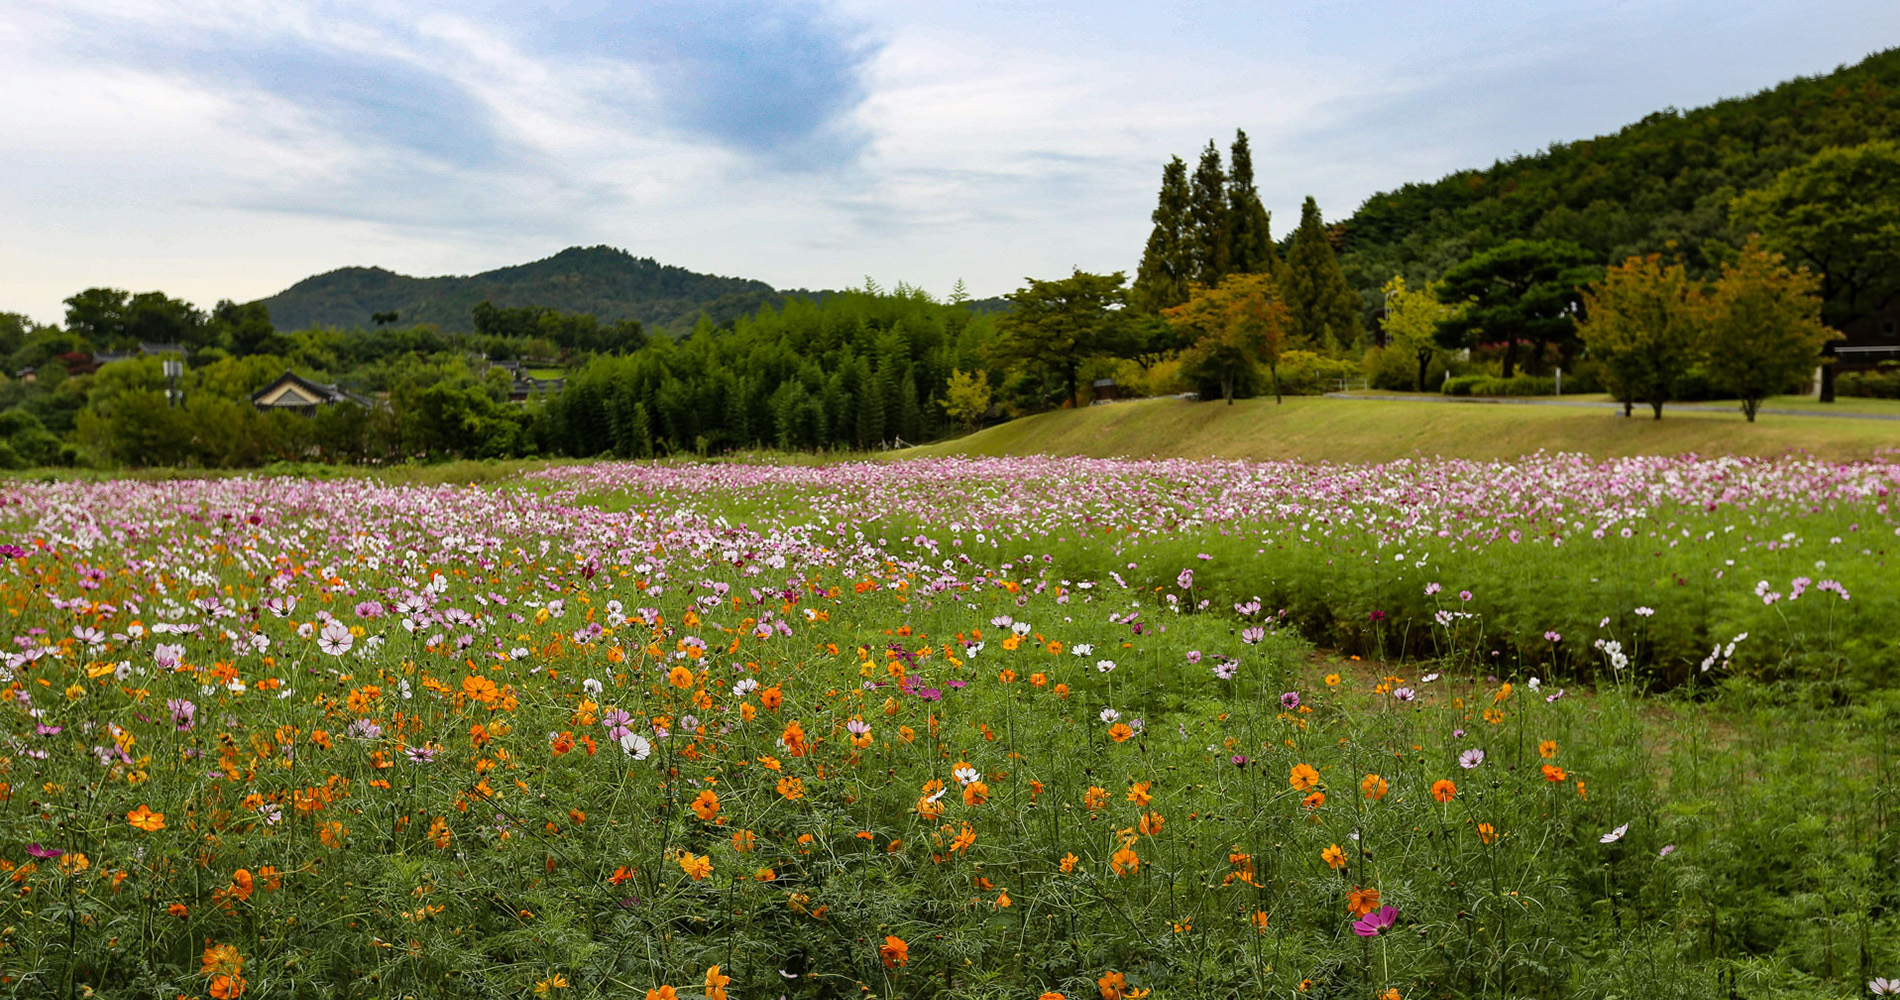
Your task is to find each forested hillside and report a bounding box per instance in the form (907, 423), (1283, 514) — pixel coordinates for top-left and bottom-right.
(257, 246), (801, 334)
(1335, 48), (1900, 297)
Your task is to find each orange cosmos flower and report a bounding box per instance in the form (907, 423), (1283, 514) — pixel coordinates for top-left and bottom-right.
(644, 987), (678, 1000)
(667, 665), (694, 689)
(1541, 764), (1567, 782)
(1107, 723), (1134, 743)
(878, 934), (909, 968)
(704, 965), (730, 1000)
(1478, 822), (1498, 845)
(1302, 791), (1326, 810)
(209, 975), (247, 998)
(690, 790), (720, 821)
(1029, 672), (1047, 687)
(781, 720), (808, 756)
(948, 823), (976, 853)
(677, 852), (712, 881)
(1060, 852), (1079, 872)
(1083, 786), (1109, 811)
(998, 669), (1016, 683)
(1347, 885), (1382, 916)
(127, 804), (165, 832)
(1289, 763), (1320, 791)
(1250, 910), (1270, 933)
(1110, 844), (1140, 876)
(759, 686), (783, 710)
(776, 776), (804, 800)
(461, 674), (499, 705)
(1361, 773), (1389, 800)
(962, 781), (989, 806)
(202, 943), (243, 977)
(731, 829), (756, 852)
(1053, 683), (1070, 698)
(1040, 994), (1067, 1000)
(1321, 844), (1348, 869)
(609, 866), (633, 885)
(1138, 812), (1164, 836)
(1126, 781), (1152, 806)
(1538, 739), (1559, 759)
(1431, 779), (1458, 802)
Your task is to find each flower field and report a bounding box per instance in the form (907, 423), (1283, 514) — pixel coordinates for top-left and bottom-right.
(0, 454), (1896, 999)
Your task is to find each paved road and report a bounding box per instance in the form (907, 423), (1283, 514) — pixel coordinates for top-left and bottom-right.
(1323, 393), (1900, 422)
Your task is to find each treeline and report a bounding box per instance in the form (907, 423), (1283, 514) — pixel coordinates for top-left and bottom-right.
(1335, 47), (1900, 313)
(542, 287), (996, 456)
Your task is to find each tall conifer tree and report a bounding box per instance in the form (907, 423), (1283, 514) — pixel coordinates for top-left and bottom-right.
(1282, 196), (1363, 352)
(1132, 156), (1193, 313)
(1188, 141), (1231, 287)
(1227, 130), (1278, 277)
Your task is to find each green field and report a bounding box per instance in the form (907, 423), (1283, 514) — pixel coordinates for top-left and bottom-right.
(903, 396), (1900, 463)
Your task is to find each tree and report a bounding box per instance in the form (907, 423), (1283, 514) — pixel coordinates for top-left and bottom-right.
(1282, 197), (1362, 352)
(63, 288), (131, 345)
(1433, 239), (1600, 378)
(942, 369), (992, 431)
(1379, 276), (1458, 392)
(371, 311), (400, 327)
(1227, 130), (1278, 277)
(1187, 142), (1231, 287)
(1701, 237), (1841, 422)
(1576, 254), (1705, 419)
(991, 270), (1137, 408)
(1132, 157), (1194, 313)
(1162, 273), (1290, 404)
(1731, 140), (1900, 401)
(211, 300), (287, 356)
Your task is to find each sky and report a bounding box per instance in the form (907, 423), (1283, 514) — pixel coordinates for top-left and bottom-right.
(2, 0), (1898, 324)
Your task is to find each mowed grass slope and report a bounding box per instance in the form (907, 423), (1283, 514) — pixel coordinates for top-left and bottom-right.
(903, 396), (1900, 462)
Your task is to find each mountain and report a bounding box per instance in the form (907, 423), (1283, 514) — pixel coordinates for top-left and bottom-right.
(1334, 47), (1900, 298)
(255, 246), (804, 334)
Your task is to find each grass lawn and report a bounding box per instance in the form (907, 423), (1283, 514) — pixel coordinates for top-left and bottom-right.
(902, 395), (1900, 463)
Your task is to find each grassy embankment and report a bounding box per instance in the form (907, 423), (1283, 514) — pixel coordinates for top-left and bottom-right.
(902, 395), (1900, 463)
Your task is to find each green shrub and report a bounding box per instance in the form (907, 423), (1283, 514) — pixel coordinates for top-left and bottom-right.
(1275, 350), (1362, 395)
(1838, 362), (1900, 398)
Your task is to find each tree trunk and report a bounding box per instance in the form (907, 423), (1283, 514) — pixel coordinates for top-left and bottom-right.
(1819, 343), (1837, 402)
(1500, 339), (1517, 379)
(1743, 398), (1759, 423)
(1223, 375), (1235, 405)
(1067, 361), (1080, 409)
(1416, 351), (1431, 393)
(1650, 398), (1664, 420)
(1269, 364), (1282, 404)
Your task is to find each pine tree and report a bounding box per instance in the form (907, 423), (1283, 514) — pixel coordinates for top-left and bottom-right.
(948, 278), (970, 305)
(1187, 141), (1231, 286)
(1132, 157), (1193, 314)
(1282, 197), (1363, 352)
(1227, 130), (1278, 277)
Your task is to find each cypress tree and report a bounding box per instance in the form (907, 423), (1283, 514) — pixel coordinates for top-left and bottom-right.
(1282, 197), (1363, 353)
(1227, 130), (1278, 277)
(1132, 156), (1193, 313)
(1187, 140), (1231, 287)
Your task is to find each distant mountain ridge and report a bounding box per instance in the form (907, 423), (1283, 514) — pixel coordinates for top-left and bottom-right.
(255, 246), (807, 334)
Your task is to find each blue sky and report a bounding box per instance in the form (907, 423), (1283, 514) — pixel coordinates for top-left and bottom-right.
(2, 0), (1897, 322)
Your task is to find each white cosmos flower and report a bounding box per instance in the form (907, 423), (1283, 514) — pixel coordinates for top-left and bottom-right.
(317, 622), (354, 657)
(1600, 822), (1630, 844)
(952, 765), (980, 786)
(619, 731), (652, 760)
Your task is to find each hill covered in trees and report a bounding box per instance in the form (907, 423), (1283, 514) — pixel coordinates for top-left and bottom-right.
(1334, 47), (1900, 299)
(255, 246), (807, 334)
